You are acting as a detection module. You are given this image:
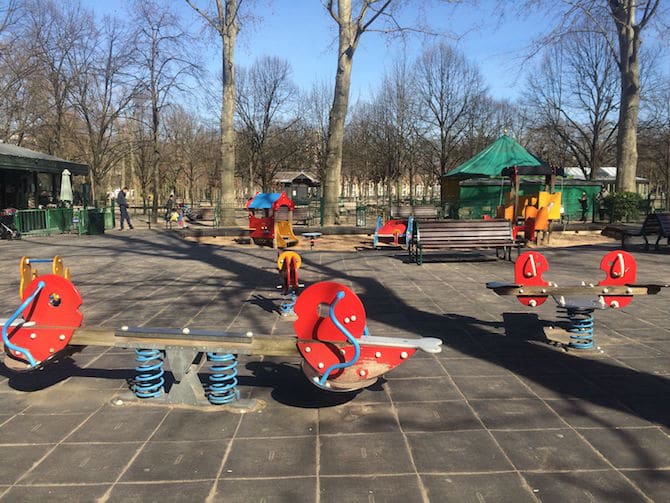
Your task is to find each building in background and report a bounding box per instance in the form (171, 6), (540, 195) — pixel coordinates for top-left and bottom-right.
(0, 143), (89, 209)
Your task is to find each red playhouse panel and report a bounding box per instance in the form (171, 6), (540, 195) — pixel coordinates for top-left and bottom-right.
(246, 192), (295, 241)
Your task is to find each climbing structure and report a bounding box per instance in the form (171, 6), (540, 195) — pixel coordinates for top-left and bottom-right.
(246, 192), (298, 249)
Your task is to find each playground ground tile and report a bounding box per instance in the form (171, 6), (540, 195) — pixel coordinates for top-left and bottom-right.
(20, 387), (112, 414)
(516, 374), (611, 400)
(576, 427), (670, 469)
(0, 444), (53, 485)
(319, 474), (422, 503)
(382, 355), (448, 379)
(613, 355), (670, 375)
(386, 375), (462, 402)
(395, 400), (483, 432)
(521, 471), (648, 503)
(318, 402), (400, 435)
(66, 406), (169, 443)
(421, 473), (537, 503)
(19, 442), (141, 484)
(120, 439), (229, 482)
(543, 397), (654, 429)
(149, 408), (241, 442)
(108, 481), (214, 502)
(0, 392), (30, 414)
(0, 412), (91, 444)
(319, 432), (415, 476)
(214, 477), (316, 503)
(599, 341), (667, 356)
(408, 430), (513, 473)
(621, 469), (670, 501)
(237, 402), (318, 437)
(491, 429), (611, 471)
(0, 232), (669, 501)
(449, 374), (536, 399)
(1, 483), (112, 503)
(437, 356), (513, 376)
(587, 373), (670, 399)
(222, 436), (317, 478)
(468, 398), (566, 430)
(617, 396), (670, 428)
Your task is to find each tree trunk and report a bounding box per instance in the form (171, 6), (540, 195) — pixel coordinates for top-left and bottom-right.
(219, 2), (238, 226)
(151, 102), (160, 222)
(612, 1), (641, 193)
(614, 71), (640, 192)
(323, 2), (355, 225)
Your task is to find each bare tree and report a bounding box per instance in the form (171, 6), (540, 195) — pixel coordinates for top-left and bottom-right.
(524, 29), (619, 179)
(414, 43), (487, 202)
(639, 83), (670, 209)
(186, 0), (241, 225)
(235, 56), (298, 193)
(520, 0), (664, 192)
(0, 35), (40, 144)
(21, 0), (94, 157)
(163, 106), (213, 205)
(131, 0), (199, 221)
(321, 0), (395, 225)
(343, 102), (381, 203)
(369, 59), (422, 207)
(0, 0), (19, 34)
(127, 106), (153, 210)
(68, 17), (140, 202)
(304, 79), (333, 188)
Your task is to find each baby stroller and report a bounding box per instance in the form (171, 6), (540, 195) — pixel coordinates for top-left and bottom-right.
(1, 208), (21, 240)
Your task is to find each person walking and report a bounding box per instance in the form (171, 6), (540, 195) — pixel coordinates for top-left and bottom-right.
(117, 186), (133, 230)
(579, 191), (589, 222)
(596, 186), (609, 221)
(164, 193), (174, 222)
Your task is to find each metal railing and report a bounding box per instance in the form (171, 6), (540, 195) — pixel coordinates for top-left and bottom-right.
(14, 207), (112, 236)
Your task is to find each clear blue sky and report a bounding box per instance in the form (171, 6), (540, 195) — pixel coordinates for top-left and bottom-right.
(81, 0), (553, 102)
(82, 1), (668, 104)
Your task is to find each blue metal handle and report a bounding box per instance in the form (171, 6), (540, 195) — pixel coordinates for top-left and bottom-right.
(318, 291), (361, 386)
(2, 281), (45, 367)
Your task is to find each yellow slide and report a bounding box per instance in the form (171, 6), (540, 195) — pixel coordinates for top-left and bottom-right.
(274, 220), (299, 249)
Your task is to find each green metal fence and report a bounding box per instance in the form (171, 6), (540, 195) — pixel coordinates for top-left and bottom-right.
(15, 207), (112, 236)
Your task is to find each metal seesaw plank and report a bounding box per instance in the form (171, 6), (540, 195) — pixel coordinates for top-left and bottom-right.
(69, 327), (300, 357)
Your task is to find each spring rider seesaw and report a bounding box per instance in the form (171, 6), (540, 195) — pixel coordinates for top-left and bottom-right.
(276, 250), (302, 316)
(486, 250), (667, 351)
(1, 256), (442, 406)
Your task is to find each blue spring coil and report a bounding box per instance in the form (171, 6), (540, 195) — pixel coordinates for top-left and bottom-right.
(133, 348), (165, 398)
(561, 307), (595, 350)
(207, 352), (239, 404)
(279, 293), (297, 316)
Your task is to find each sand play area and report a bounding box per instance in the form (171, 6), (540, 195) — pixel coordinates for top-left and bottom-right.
(185, 229), (616, 252)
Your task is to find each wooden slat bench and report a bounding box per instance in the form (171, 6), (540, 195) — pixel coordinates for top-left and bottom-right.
(408, 219), (519, 264)
(392, 205), (438, 220)
(622, 212), (670, 250)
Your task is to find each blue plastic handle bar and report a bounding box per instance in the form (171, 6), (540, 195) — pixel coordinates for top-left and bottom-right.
(318, 291), (362, 386)
(1, 280), (45, 368)
(26, 259), (52, 264)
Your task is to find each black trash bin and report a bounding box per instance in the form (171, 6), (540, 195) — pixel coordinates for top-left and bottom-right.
(87, 209), (105, 235)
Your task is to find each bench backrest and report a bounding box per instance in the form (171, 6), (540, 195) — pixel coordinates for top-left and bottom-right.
(391, 205), (438, 219)
(413, 205), (439, 219)
(643, 213), (670, 235)
(415, 219), (513, 243)
(293, 206), (310, 220)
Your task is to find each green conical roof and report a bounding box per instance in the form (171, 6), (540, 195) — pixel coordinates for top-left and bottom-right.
(445, 135), (543, 178)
